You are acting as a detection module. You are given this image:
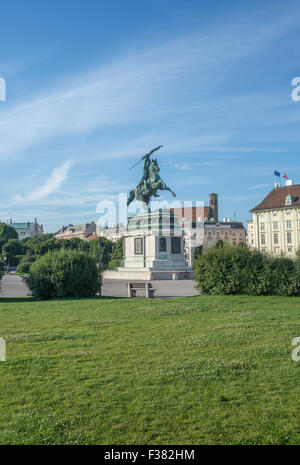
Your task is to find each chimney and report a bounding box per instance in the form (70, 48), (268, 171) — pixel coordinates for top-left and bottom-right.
(209, 193), (218, 221)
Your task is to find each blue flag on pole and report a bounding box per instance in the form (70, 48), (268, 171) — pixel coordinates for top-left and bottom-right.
(274, 170), (280, 177)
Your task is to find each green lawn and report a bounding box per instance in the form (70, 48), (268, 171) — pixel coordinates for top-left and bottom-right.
(0, 295), (299, 445)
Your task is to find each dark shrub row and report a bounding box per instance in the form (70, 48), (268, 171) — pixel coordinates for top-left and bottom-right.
(194, 243), (300, 296)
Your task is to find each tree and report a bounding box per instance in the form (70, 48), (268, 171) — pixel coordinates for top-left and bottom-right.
(107, 238), (123, 270)
(2, 239), (23, 268)
(0, 223), (18, 253)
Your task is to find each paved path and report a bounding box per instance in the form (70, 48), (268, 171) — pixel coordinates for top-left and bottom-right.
(102, 279), (199, 298)
(0, 274), (199, 299)
(0, 275), (30, 298)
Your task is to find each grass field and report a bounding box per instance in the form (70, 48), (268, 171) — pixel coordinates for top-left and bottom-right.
(0, 295), (299, 445)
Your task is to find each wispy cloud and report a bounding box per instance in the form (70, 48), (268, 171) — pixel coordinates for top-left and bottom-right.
(14, 160), (73, 204)
(0, 3), (298, 160)
(248, 183), (272, 190)
(174, 161), (219, 170)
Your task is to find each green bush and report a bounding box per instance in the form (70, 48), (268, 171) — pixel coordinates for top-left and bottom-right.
(26, 249), (101, 299)
(16, 261), (32, 274)
(240, 249), (273, 295)
(193, 243), (242, 295)
(270, 257), (299, 296)
(194, 244), (300, 296)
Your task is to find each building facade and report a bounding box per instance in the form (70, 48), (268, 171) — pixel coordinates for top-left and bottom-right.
(10, 218), (43, 239)
(55, 222), (96, 240)
(184, 220), (246, 265)
(248, 182), (300, 257)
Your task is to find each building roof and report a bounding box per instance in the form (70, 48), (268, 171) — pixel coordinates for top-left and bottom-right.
(84, 233), (98, 241)
(11, 222), (35, 229)
(204, 221), (245, 230)
(250, 185), (300, 212)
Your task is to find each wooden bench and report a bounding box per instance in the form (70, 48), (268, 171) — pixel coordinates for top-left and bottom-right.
(127, 282), (156, 298)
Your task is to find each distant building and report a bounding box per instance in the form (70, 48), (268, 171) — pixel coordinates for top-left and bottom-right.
(96, 224), (126, 242)
(55, 222), (96, 240)
(9, 218), (43, 239)
(172, 193), (246, 264)
(248, 181), (300, 257)
(204, 221), (246, 248)
(172, 193), (219, 223)
(183, 220), (246, 265)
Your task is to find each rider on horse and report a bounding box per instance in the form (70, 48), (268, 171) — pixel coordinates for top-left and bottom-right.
(127, 146), (176, 210)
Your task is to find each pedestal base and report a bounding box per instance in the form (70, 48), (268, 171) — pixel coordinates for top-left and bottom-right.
(103, 268), (193, 281)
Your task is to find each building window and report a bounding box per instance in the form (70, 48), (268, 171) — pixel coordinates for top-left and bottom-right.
(288, 247), (293, 252)
(287, 232), (292, 244)
(273, 222), (278, 230)
(261, 234), (265, 245)
(158, 237), (167, 252)
(286, 211), (291, 216)
(273, 213), (277, 217)
(273, 233), (278, 245)
(260, 223), (265, 231)
(134, 237), (143, 255)
(171, 237), (181, 254)
(286, 221), (291, 229)
(285, 196), (292, 206)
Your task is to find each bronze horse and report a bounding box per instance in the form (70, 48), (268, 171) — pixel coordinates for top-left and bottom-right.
(127, 146), (176, 211)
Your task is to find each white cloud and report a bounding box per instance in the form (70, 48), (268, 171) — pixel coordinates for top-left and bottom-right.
(14, 160), (73, 204)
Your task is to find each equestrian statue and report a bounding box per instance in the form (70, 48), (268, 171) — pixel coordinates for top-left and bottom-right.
(127, 145), (176, 211)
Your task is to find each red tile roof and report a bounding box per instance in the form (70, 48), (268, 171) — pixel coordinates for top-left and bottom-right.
(250, 185), (300, 212)
(84, 233), (98, 241)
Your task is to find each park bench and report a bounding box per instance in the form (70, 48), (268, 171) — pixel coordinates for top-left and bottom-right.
(127, 282), (156, 298)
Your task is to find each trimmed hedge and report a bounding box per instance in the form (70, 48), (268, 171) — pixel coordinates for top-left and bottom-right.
(194, 243), (300, 296)
(26, 249), (101, 299)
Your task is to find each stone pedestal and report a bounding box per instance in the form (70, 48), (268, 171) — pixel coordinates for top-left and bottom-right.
(103, 209), (193, 280)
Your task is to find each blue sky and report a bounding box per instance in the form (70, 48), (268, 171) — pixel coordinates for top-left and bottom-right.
(1, 0), (300, 232)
